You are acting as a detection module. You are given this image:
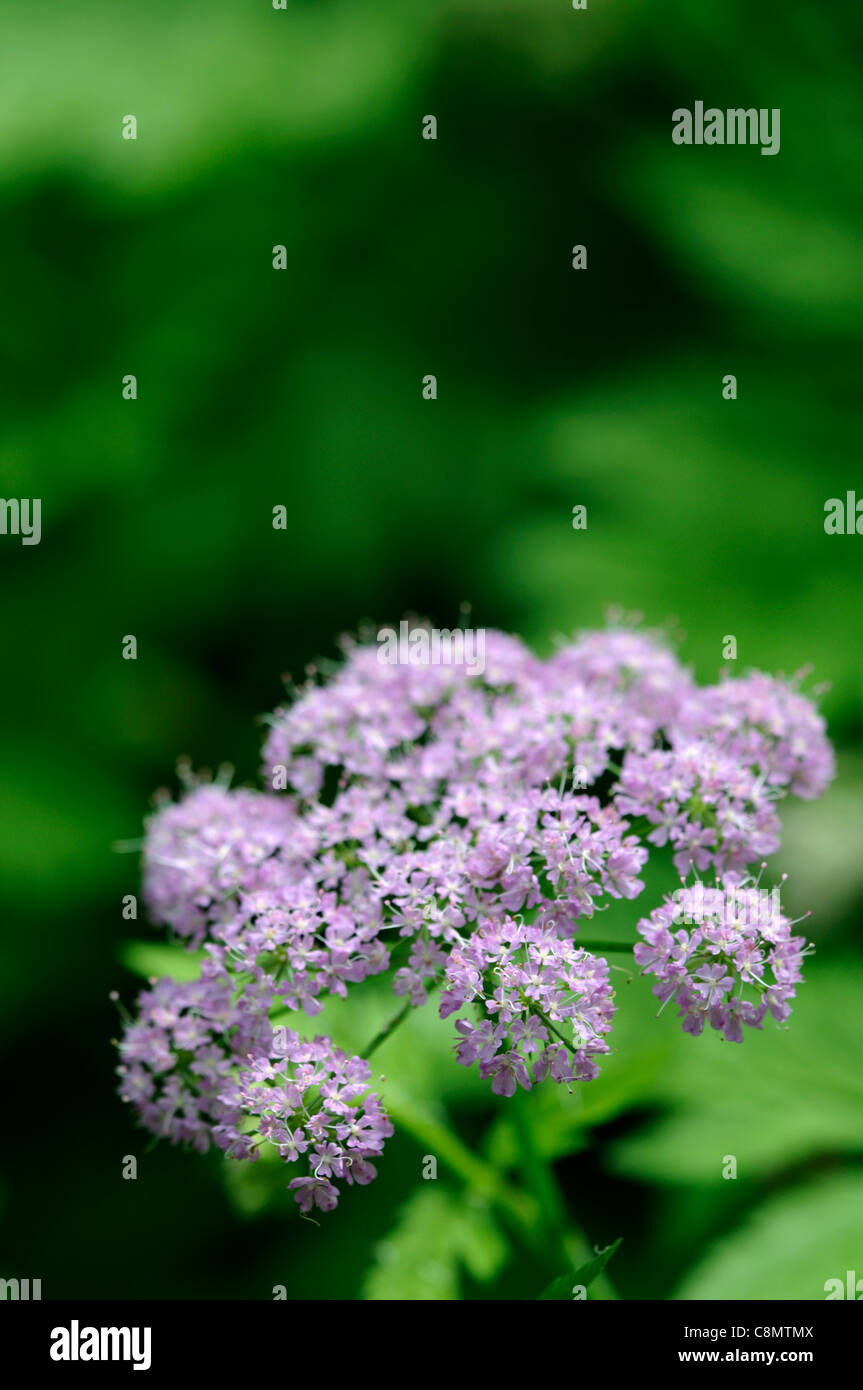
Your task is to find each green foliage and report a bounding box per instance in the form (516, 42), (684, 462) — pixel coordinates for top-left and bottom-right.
(362, 1188), (508, 1301)
(675, 1174), (863, 1301)
(119, 941), (205, 984)
(538, 1239), (623, 1301)
(2, 0), (861, 1301)
(610, 961), (863, 1185)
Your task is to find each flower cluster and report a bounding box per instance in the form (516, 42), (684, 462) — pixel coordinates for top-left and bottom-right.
(117, 622), (834, 1211)
(677, 670), (835, 799)
(634, 878), (809, 1041)
(117, 966), (273, 1156)
(228, 1030), (393, 1213)
(616, 743), (782, 879)
(144, 782), (390, 1012)
(442, 918), (616, 1094)
(116, 964), (391, 1212)
(143, 785), (302, 946)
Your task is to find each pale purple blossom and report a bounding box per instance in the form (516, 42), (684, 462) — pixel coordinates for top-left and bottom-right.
(117, 623), (834, 1210)
(634, 877), (810, 1040)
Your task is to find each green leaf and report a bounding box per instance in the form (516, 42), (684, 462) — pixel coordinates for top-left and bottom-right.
(486, 1040), (671, 1168)
(118, 940), (203, 983)
(538, 1238), (622, 1300)
(610, 959), (863, 1184)
(362, 1188), (507, 1301)
(222, 1141), (286, 1218)
(675, 1173), (863, 1300)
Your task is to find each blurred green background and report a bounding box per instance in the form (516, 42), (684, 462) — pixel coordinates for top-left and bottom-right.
(1, 0), (862, 1300)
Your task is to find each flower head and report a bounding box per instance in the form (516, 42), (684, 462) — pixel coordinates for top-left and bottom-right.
(634, 877), (810, 1041)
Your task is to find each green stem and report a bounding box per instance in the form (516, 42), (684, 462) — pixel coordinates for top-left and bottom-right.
(510, 1089), (618, 1300)
(510, 1089), (570, 1267)
(530, 1002), (577, 1052)
(361, 999), (414, 1060)
(352, 992), (564, 1249)
(360, 974), (443, 1059)
(383, 1081), (540, 1231)
(353, 984), (618, 1294)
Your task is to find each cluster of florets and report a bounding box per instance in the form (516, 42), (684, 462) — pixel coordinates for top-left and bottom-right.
(616, 671), (833, 879)
(117, 623), (834, 1212)
(442, 918), (616, 1094)
(116, 963), (392, 1213)
(116, 965), (274, 1156)
(227, 1031), (393, 1213)
(634, 877), (809, 1042)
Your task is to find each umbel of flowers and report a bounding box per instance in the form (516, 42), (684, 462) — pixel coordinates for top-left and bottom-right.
(116, 624), (834, 1211)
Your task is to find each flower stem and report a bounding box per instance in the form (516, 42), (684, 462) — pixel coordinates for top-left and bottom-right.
(351, 989), (616, 1291)
(360, 976), (442, 1059)
(360, 999), (415, 1060)
(383, 1081), (540, 1230)
(510, 1089), (618, 1299)
(529, 1002), (577, 1052)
